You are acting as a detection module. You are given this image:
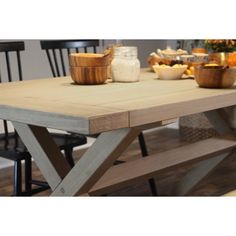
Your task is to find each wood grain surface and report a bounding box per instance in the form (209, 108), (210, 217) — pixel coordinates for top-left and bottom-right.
(70, 66), (108, 85)
(0, 69), (236, 134)
(195, 67), (236, 88)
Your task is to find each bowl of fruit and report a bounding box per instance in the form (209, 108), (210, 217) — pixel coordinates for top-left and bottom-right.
(153, 64), (187, 80)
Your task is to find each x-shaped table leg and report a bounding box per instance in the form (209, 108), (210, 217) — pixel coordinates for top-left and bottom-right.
(13, 122), (140, 196)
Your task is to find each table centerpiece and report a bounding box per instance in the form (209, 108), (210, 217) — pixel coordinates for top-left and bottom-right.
(179, 40), (236, 142)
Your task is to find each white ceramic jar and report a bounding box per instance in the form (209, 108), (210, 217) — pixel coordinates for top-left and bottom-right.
(111, 47), (140, 82)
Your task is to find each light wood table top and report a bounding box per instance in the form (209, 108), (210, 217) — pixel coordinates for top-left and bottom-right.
(0, 69), (236, 134)
(2, 69), (236, 196)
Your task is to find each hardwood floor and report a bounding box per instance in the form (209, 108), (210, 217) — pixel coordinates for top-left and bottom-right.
(1, 127), (236, 196)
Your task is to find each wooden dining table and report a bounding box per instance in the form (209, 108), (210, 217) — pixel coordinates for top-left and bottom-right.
(1, 69), (236, 196)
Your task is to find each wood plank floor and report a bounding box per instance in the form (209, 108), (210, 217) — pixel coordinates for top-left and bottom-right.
(1, 127), (236, 196)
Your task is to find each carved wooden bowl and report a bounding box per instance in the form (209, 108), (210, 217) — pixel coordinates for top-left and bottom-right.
(69, 53), (110, 85)
(70, 66), (108, 85)
(194, 66), (236, 88)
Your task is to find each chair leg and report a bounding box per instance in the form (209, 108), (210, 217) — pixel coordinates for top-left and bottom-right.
(64, 147), (75, 167)
(138, 132), (158, 196)
(24, 157), (32, 196)
(138, 132), (148, 156)
(13, 160), (22, 196)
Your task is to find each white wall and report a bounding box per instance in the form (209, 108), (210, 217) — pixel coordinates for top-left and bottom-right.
(22, 40), (53, 80)
(122, 39), (177, 66)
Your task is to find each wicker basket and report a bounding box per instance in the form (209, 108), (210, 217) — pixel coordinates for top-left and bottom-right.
(179, 107), (236, 142)
(179, 113), (217, 142)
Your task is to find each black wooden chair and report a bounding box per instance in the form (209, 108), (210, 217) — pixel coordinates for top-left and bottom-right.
(40, 40), (99, 77)
(40, 40), (158, 195)
(0, 41), (87, 196)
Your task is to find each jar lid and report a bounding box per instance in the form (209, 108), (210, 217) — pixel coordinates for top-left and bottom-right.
(114, 46), (137, 56)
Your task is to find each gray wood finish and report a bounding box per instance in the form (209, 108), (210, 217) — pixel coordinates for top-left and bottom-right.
(13, 122), (71, 190)
(51, 128), (140, 196)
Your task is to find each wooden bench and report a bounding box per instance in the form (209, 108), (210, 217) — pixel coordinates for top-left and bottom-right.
(88, 133), (236, 195)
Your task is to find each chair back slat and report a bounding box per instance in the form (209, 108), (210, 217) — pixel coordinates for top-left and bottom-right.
(93, 46), (97, 53)
(5, 52), (12, 82)
(59, 49), (66, 76)
(16, 50), (23, 81)
(40, 40), (100, 77)
(45, 49), (56, 77)
(3, 120), (9, 147)
(67, 48), (71, 57)
(52, 49), (60, 77)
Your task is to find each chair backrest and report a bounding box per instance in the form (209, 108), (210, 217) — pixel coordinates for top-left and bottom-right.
(0, 41), (25, 146)
(40, 40), (100, 77)
(0, 41), (25, 83)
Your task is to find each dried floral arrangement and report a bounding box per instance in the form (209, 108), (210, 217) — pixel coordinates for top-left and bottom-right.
(205, 40), (236, 52)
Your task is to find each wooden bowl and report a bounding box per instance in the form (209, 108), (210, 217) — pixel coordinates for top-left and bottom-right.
(194, 66), (236, 88)
(69, 53), (111, 67)
(69, 53), (110, 85)
(70, 66), (108, 85)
